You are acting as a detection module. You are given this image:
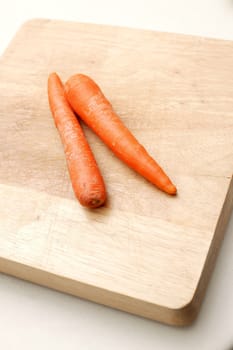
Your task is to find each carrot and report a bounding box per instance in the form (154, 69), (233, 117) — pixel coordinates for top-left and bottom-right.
(65, 74), (177, 195)
(48, 72), (106, 208)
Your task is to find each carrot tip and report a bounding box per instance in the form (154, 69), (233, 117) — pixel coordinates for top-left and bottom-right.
(165, 183), (177, 195)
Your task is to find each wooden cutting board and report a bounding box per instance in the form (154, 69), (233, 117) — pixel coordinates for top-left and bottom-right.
(0, 19), (232, 326)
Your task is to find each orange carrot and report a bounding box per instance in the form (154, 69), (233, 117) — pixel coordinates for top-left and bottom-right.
(48, 72), (106, 208)
(65, 74), (177, 195)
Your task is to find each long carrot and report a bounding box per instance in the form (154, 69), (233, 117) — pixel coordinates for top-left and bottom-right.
(65, 74), (177, 195)
(48, 72), (106, 208)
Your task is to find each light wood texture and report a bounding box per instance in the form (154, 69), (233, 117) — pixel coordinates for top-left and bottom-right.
(0, 19), (232, 326)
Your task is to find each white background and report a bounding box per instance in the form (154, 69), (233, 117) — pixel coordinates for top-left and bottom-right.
(0, 1), (233, 349)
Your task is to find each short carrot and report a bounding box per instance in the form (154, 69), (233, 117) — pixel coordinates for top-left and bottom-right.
(65, 74), (177, 195)
(48, 72), (106, 208)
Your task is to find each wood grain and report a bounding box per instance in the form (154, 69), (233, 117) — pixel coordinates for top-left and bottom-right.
(0, 19), (232, 325)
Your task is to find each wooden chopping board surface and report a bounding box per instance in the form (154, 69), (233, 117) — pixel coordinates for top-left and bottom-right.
(0, 19), (232, 326)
